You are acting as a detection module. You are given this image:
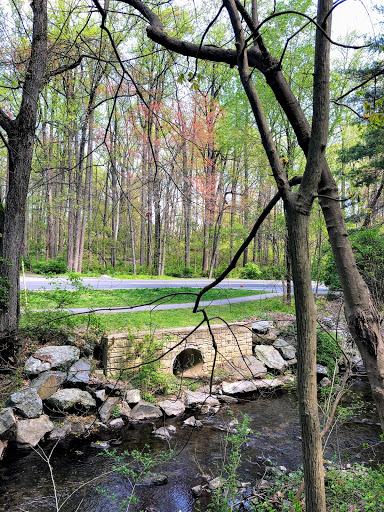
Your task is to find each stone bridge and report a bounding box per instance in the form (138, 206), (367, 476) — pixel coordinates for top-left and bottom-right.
(102, 322), (253, 377)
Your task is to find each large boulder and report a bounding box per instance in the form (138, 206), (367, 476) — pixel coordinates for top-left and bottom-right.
(273, 339), (296, 360)
(252, 375), (295, 390)
(16, 415), (54, 448)
(7, 388), (43, 418)
(46, 389), (96, 412)
(0, 408), (17, 437)
(184, 391), (220, 408)
(158, 400), (185, 417)
(130, 401), (162, 421)
(99, 397), (120, 423)
(222, 380), (257, 395)
(124, 389), (141, 405)
(67, 358), (91, 385)
(25, 345), (80, 374)
(253, 345), (286, 370)
(224, 355), (267, 379)
(29, 371), (66, 400)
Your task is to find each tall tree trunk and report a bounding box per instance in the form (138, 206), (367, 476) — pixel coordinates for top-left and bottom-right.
(0, 0), (47, 341)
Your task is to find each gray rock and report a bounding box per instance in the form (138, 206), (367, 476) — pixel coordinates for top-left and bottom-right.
(158, 400), (185, 417)
(130, 401), (162, 421)
(153, 427), (171, 440)
(252, 331), (277, 344)
(252, 375), (295, 390)
(140, 473), (168, 486)
(0, 440), (8, 459)
(280, 345), (296, 360)
(224, 355), (267, 379)
(125, 389), (141, 404)
(48, 423), (72, 441)
(109, 418), (125, 429)
(217, 395), (239, 404)
(99, 397), (120, 423)
(67, 358), (91, 385)
(191, 484), (202, 496)
(252, 321), (273, 334)
(183, 416), (203, 428)
(209, 477), (225, 490)
(166, 425), (176, 434)
(91, 440), (111, 449)
(16, 415), (54, 448)
(253, 345), (286, 370)
(118, 400), (131, 420)
(95, 389), (107, 402)
(29, 371), (66, 400)
(0, 408), (17, 436)
(184, 391), (220, 408)
(24, 356), (51, 375)
(316, 364), (329, 376)
(7, 388), (43, 418)
(46, 389), (96, 412)
(25, 345), (80, 374)
(222, 380), (257, 395)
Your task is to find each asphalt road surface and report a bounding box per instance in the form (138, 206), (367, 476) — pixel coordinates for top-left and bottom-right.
(20, 276), (328, 314)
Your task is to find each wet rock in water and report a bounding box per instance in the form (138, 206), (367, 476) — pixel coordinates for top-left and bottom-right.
(130, 401), (162, 421)
(109, 418), (125, 429)
(16, 415), (54, 448)
(224, 355), (267, 379)
(191, 484), (203, 496)
(183, 416), (203, 428)
(124, 389), (141, 404)
(67, 358), (91, 385)
(7, 388), (43, 419)
(140, 473), (168, 486)
(29, 371), (66, 400)
(158, 399), (185, 417)
(0, 408), (17, 437)
(118, 400), (131, 420)
(153, 427), (171, 440)
(252, 321), (273, 334)
(184, 391), (220, 408)
(0, 440), (8, 459)
(217, 394), (239, 404)
(98, 397), (120, 423)
(253, 345), (286, 371)
(316, 364), (329, 376)
(222, 380), (257, 395)
(46, 388), (96, 412)
(90, 440), (111, 450)
(25, 346), (80, 374)
(208, 477), (225, 490)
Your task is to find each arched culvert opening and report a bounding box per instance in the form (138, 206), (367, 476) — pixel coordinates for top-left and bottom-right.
(173, 348), (203, 376)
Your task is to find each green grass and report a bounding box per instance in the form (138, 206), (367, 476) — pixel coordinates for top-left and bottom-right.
(23, 287), (264, 309)
(95, 297), (293, 332)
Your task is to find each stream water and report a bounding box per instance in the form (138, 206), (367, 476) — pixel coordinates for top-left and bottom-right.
(0, 381), (383, 512)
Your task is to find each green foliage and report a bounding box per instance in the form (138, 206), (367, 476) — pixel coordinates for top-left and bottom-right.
(32, 258), (67, 275)
(321, 226), (384, 303)
(96, 447), (174, 511)
(316, 329), (342, 377)
(240, 262), (262, 280)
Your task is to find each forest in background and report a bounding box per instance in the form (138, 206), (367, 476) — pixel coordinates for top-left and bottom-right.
(1, 0), (382, 284)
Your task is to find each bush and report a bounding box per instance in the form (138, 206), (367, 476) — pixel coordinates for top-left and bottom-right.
(240, 262), (262, 279)
(317, 329), (342, 376)
(32, 258), (67, 275)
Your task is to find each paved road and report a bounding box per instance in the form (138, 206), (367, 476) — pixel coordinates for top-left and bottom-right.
(21, 276), (328, 293)
(20, 276), (328, 314)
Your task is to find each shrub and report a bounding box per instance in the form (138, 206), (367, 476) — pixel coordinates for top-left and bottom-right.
(32, 258), (67, 275)
(317, 329), (342, 376)
(240, 262), (262, 279)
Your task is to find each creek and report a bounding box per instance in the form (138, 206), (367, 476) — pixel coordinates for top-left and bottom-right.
(0, 381), (383, 512)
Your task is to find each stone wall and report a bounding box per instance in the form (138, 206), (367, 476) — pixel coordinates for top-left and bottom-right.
(102, 322), (253, 377)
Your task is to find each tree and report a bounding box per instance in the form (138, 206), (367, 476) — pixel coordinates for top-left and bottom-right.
(0, 0), (48, 355)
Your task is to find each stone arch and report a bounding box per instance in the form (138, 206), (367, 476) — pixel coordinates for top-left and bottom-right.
(172, 346), (204, 376)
